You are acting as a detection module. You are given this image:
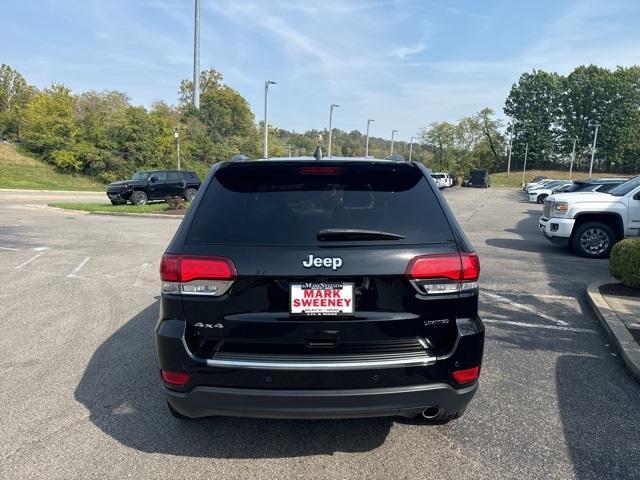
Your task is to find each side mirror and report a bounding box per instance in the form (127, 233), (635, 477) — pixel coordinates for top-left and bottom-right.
(150, 176), (158, 182)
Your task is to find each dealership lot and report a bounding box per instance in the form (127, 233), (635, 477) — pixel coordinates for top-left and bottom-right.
(1, 187), (639, 480)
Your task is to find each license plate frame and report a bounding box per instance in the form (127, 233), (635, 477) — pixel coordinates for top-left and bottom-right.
(290, 282), (355, 316)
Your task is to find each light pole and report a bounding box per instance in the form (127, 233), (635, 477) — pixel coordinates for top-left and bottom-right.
(507, 120), (515, 178)
(569, 137), (577, 179)
(589, 124), (600, 179)
(365, 119), (375, 157)
(192, 0), (200, 109)
(263, 80), (276, 158)
(328, 104), (339, 157)
(521, 143), (528, 186)
(173, 126), (181, 170)
(390, 129), (398, 156)
(409, 136), (415, 162)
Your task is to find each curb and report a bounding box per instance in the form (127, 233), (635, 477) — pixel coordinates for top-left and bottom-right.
(45, 205), (184, 219)
(0, 188), (103, 194)
(587, 282), (640, 382)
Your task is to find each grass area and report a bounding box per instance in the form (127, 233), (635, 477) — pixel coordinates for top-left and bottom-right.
(490, 169), (633, 187)
(0, 142), (105, 191)
(49, 202), (189, 214)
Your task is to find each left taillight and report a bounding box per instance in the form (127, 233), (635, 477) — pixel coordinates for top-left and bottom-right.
(160, 254), (236, 296)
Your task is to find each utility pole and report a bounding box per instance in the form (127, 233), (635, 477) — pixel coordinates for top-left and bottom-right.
(569, 137), (577, 180)
(409, 136), (415, 162)
(192, 0), (200, 109)
(589, 124), (600, 179)
(390, 129), (398, 156)
(328, 104), (339, 157)
(365, 119), (375, 157)
(174, 126), (181, 170)
(521, 143), (528, 185)
(263, 80), (276, 158)
(507, 121), (515, 178)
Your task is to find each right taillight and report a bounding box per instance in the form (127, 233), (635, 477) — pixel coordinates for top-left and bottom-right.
(160, 254), (236, 296)
(406, 252), (479, 295)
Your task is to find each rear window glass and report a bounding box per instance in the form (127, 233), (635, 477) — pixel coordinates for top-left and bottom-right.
(186, 162), (453, 245)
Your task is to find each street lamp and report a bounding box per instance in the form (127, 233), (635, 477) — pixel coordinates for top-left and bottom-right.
(173, 126), (181, 170)
(521, 143), (528, 186)
(569, 137), (577, 180)
(409, 136), (415, 162)
(589, 123), (600, 179)
(328, 104), (339, 158)
(263, 80), (277, 158)
(192, 0), (200, 109)
(365, 119), (375, 158)
(507, 120), (516, 178)
(390, 129), (398, 156)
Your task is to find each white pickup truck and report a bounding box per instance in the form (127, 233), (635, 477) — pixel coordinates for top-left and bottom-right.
(539, 176), (640, 258)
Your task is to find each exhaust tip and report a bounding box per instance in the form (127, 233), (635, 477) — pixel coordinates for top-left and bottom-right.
(421, 406), (441, 420)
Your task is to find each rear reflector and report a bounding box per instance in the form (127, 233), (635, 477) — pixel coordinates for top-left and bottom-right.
(452, 366), (480, 384)
(406, 253), (480, 281)
(161, 370), (190, 387)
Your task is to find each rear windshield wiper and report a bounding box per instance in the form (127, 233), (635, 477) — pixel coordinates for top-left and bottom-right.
(317, 228), (406, 241)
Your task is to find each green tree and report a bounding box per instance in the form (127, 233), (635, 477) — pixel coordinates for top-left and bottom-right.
(0, 64), (34, 139)
(504, 70), (563, 168)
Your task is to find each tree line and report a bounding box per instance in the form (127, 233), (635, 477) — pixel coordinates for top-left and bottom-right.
(1, 63), (638, 183)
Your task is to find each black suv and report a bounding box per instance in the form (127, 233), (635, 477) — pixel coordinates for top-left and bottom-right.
(106, 170), (201, 205)
(155, 157), (484, 422)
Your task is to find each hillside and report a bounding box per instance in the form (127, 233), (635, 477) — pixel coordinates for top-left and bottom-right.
(490, 169), (632, 187)
(0, 142), (104, 191)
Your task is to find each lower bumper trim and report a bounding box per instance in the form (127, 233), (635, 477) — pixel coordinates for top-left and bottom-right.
(165, 381), (478, 419)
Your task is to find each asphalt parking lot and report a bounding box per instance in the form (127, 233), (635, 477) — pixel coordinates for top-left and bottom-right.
(1, 187), (639, 480)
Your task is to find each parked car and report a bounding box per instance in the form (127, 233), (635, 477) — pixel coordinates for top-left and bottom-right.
(106, 170), (201, 206)
(430, 172), (453, 189)
(525, 178), (555, 192)
(523, 177), (547, 190)
(553, 179), (627, 195)
(527, 180), (573, 204)
(539, 176), (640, 257)
(466, 169), (490, 188)
(156, 156), (484, 422)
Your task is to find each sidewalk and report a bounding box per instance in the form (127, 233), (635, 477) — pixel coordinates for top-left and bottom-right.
(587, 282), (640, 382)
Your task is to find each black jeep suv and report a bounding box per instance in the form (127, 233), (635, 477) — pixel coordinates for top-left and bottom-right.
(155, 157), (484, 422)
(106, 170), (201, 205)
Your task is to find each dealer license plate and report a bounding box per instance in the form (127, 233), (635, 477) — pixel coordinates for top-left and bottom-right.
(290, 282), (354, 316)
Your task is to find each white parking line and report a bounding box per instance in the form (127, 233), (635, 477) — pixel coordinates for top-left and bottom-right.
(483, 318), (594, 333)
(134, 262), (151, 287)
(15, 252), (46, 269)
(483, 290), (576, 301)
(67, 256), (91, 278)
(0, 246), (18, 251)
(482, 291), (569, 326)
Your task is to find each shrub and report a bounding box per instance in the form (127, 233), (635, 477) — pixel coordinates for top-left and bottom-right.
(609, 238), (640, 288)
(165, 196), (186, 210)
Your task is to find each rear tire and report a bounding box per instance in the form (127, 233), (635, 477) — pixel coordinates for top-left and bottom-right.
(131, 190), (148, 206)
(185, 187), (197, 202)
(167, 402), (190, 420)
(571, 221), (615, 258)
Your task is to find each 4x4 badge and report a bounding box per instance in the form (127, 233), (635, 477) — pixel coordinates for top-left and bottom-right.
(302, 254), (343, 271)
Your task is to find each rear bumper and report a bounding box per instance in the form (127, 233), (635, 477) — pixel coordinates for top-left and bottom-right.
(165, 381), (477, 419)
(156, 315), (484, 419)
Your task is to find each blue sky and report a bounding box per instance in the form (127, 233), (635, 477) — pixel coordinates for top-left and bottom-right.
(3, 0), (640, 140)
